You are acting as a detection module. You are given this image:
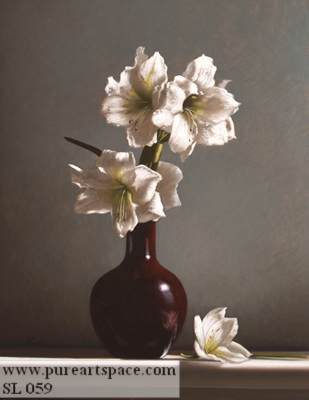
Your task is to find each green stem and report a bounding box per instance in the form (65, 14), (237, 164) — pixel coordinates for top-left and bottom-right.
(139, 142), (163, 171)
(139, 130), (170, 171)
(253, 351), (309, 360)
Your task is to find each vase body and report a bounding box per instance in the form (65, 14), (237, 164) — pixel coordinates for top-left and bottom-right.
(90, 221), (187, 359)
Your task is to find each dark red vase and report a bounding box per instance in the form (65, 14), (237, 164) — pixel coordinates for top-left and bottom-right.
(90, 221), (187, 359)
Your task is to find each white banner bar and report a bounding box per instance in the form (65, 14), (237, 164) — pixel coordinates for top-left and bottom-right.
(0, 358), (179, 398)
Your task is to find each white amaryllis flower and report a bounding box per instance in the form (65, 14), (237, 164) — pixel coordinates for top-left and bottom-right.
(69, 150), (182, 237)
(102, 47), (167, 148)
(194, 308), (251, 363)
(153, 55), (240, 160)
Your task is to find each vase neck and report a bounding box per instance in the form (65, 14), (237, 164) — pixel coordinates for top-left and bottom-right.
(125, 222), (156, 259)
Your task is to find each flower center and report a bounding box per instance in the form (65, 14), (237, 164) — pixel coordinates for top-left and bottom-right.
(133, 96), (152, 110)
(204, 337), (218, 354)
(183, 94), (200, 113)
(128, 90), (152, 114)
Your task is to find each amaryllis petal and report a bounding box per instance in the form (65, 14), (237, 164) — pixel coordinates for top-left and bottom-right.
(70, 164), (114, 190)
(74, 189), (112, 214)
(136, 51), (167, 95)
(153, 81), (188, 130)
(152, 80), (189, 131)
(194, 340), (206, 358)
(105, 76), (119, 96)
(136, 191), (165, 223)
(202, 307), (227, 339)
(105, 47), (146, 97)
(169, 113), (196, 155)
(130, 165), (162, 205)
(163, 81), (187, 113)
(217, 79), (231, 89)
(205, 318), (239, 349)
(179, 141), (197, 162)
(214, 346), (249, 363)
(157, 162), (183, 210)
(173, 75), (199, 98)
(102, 95), (132, 126)
(217, 318), (239, 346)
(227, 341), (252, 358)
(197, 117), (236, 146)
(183, 54), (217, 91)
(104, 67), (133, 98)
(127, 111), (158, 148)
(134, 46), (149, 67)
(152, 109), (174, 131)
(96, 150), (136, 178)
(195, 87), (240, 125)
(202, 307), (227, 325)
(194, 316), (205, 349)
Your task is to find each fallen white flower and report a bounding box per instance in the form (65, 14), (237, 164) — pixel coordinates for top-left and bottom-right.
(194, 307), (251, 363)
(153, 55), (240, 160)
(70, 150), (182, 237)
(102, 47), (168, 148)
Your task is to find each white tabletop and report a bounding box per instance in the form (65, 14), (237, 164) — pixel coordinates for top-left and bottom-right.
(179, 356), (309, 390)
(1, 349), (309, 397)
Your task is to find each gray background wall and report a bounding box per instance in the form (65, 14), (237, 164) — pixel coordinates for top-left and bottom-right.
(0, 0), (308, 350)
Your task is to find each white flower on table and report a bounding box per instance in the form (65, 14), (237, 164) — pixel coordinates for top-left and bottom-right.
(194, 308), (251, 363)
(102, 47), (168, 148)
(153, 55), (240, 160)
(69, 150), (182, 237)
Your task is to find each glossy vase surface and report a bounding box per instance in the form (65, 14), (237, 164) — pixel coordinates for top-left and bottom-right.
(90, 221), (187, 359)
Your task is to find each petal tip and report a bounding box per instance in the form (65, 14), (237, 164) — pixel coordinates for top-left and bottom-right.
(69, 163), (81, 172)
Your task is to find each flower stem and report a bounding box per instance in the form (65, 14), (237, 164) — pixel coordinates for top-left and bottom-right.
(139, 142), (163, 171)
(139, 130), (170, 171)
